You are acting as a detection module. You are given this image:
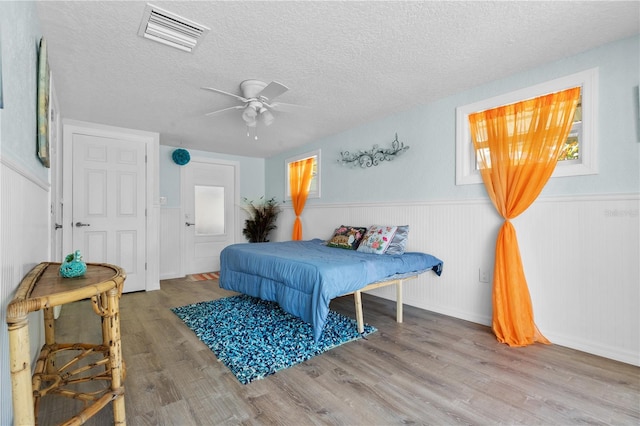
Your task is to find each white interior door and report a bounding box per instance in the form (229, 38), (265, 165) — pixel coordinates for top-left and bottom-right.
(182, 160), (236, 274)
(72, 133), (147, 293)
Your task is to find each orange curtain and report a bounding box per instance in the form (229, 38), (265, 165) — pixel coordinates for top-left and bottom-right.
(468, 86), (580, 347)
(289, 157), (314, 240)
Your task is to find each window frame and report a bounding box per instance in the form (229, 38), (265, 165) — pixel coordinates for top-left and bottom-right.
(285, 149), (321, 201)
(455, 68), (599, 185)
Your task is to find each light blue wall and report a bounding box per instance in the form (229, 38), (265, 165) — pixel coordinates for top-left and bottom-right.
(266, 36), (640, 203)
(0, 1), (47, 182)
(0, 2), (46, 423)
(159, 144), (265, 208)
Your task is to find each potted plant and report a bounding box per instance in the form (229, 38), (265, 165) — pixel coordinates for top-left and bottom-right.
(241, 197), (281, 242)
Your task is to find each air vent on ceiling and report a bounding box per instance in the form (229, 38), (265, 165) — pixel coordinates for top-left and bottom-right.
(137, 3), (210, 53)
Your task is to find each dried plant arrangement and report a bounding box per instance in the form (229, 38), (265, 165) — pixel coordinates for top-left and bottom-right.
(241, 197), (281, 242)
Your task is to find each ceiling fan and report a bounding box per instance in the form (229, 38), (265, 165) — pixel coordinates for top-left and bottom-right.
(201, 80), (305, 133)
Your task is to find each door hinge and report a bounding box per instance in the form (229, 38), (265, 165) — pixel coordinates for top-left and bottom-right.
(145, 262), (147, 270)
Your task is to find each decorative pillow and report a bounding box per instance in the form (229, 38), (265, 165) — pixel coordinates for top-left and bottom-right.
(326, 225), (367, 250)
(385, 225), (409, 255)
(357, 225), (398, 255)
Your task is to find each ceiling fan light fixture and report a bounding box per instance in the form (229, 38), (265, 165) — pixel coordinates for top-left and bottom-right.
(242, 107), (257, 123)
(202, 79), (305, 138)
(262, 110), (275, 126)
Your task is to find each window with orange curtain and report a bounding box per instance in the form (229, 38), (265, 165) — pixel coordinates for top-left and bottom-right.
(468, 86), (581, 347)
(285, 150), (321, 201)
(287, 152), (318, 240)
(471, 92), (581, 174)
(456, 68), (598, 185)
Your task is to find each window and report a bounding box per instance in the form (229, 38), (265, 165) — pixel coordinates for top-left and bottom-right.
(456, 68), (598, 185)
(194, 185), (224, 235)
(285, 149), (321, 200)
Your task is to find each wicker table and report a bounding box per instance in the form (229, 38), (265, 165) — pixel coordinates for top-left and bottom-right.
(6, 262), (127, 425)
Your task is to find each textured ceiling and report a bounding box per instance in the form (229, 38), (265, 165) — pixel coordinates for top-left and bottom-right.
(37, 1), (639, 158)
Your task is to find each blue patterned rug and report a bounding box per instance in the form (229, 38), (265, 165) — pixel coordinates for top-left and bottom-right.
(171, 294), (376, 384)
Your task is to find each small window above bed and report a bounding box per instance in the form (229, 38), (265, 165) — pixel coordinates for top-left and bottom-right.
(285, 149), (321, 200)
(455, 68), (598, 185)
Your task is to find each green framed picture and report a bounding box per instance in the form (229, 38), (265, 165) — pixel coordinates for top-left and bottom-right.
(37, 37), (50, 168)
(0, 36), (4, 109)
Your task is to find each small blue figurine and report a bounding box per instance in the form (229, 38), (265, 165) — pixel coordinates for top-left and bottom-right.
(59, 250), (87, 278)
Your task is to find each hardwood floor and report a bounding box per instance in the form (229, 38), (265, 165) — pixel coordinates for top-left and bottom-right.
(39, 278), (639, 425)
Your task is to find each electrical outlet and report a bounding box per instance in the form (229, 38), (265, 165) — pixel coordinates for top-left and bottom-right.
(479, 268), (490, 283)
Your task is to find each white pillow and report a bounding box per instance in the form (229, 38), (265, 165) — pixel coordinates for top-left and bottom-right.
(357, 225), (398, 255)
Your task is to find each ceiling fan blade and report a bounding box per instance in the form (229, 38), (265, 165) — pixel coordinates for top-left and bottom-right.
(257, 81), (289, 101)
(265, 101), (310, 113)
(205, 105), (245, 117)
(201, 86), (249, 103)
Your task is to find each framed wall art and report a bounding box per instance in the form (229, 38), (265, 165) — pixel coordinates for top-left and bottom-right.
(0, 36), (4, 109)
(37, 37), (50, 168)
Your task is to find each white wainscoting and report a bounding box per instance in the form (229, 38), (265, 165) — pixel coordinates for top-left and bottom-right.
(159, 207), (183, 279)
(0, 160), (51, 425)
(271, 194), (639, 366)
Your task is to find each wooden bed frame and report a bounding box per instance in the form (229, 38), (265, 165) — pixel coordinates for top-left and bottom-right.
(344, 275), (417, 334)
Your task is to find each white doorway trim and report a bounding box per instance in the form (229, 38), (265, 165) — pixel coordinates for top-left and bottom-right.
(48, 78), (63, 264)
(62, 119), (160, 291)
(179, 157), (240, 277)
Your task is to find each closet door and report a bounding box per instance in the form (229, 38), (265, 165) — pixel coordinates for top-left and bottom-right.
(72, 134), (147, 293)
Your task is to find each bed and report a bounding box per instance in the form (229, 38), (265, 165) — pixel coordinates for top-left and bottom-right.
(219, 238), (443, 341)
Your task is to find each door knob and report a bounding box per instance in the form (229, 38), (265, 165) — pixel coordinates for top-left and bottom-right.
(75, 222), (91, 227)
(185, 222), (195, 226)
(54, 223), (63, 230)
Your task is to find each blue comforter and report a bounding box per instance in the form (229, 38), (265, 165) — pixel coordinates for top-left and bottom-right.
(219, 239), (443, 341)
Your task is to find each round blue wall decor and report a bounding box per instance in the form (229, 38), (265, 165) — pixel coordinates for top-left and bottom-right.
(172, 148), (190, 165)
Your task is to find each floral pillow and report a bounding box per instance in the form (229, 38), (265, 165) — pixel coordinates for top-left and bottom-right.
(326, 225), (367, 250)
(357, 225), (398, 255)
(385, 225), (409, 255)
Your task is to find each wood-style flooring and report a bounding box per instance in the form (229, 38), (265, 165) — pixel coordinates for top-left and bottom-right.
(39, 278), (639, 425)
